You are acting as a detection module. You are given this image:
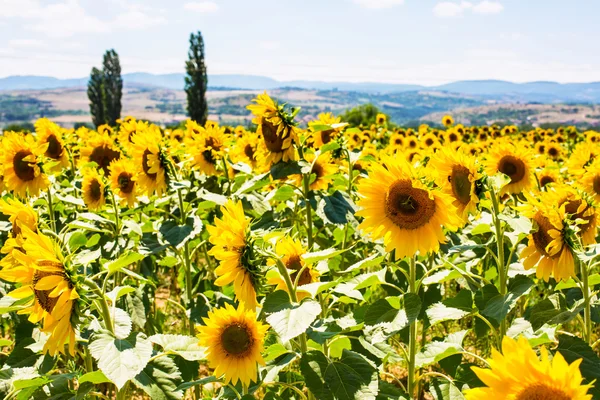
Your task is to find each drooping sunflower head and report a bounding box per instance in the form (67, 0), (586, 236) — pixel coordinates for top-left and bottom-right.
(356, 156), (461, 258)
(466, 336), (592, 400)
(206, 200), (260, 309)
(197, 303), (268, 386)
(1, 131), (50, 198)
(247, 92), (299, 165)
(80, 132), (122, 175)
(0, 197), (38, 270)
(484, 142), (533, 196)
(428, 147), (481, 222)
(551, 185), (598, 246)
(442, 115), (454, 127)
(108, 158), (138, 207)
(34, 118), (69, 173)
(81, 168), (106, 211)
(131, 128), (168, 196)
(187, 123), (229, 176)
(267, 236), (319, 299)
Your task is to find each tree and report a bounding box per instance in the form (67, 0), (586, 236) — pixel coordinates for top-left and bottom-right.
(185, 31), (208, 125)
(102, 49), (123, 126)
(87, 67), (106, 128)
(340, 103), (386, 128)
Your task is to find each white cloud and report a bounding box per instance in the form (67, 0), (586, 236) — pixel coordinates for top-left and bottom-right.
(353, 0), (404, 10)
(433, 1), (503, 18)
(8, 39), (44, 48)
(113, 5), (167, 30)
(473, 0), (503, 14)
(183, 1), (219, 13)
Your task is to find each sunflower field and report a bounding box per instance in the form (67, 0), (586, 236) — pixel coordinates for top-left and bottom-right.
(1, 92), (600, 400)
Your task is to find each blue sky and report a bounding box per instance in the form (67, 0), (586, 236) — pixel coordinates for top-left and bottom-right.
(0, 0), (598, 85)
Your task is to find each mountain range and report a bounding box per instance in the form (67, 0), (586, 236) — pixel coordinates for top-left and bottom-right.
(2, 73), (600, 103)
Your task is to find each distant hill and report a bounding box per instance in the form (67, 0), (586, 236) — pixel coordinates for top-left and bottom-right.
(2, 74), (600, 103)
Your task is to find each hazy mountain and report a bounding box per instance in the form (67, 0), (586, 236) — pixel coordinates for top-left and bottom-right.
(2, 73), (600, 103)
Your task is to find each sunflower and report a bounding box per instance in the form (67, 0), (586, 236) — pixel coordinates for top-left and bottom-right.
(0, 226), (79, 356)
(356, 156), (461, 258)
(1, 131), (50, 198)
(80, 132), (122, 175)
(520, 197), (574, 281)
(0, 197), (38, 270)
(580, 159), (600, 202)
(187, 124), (228, 176)
(466, 336), (591, 400)
(484, 143), (534, 195)
(298, 152), (338, 191)
(442, 115), (454, 127)
(443, 128), (461, 144)
(230, 133), (263, 172)
(34, 118), (69, 173)
(421, 133), (439, 149)
(118, 117), (149, 151)
(428, 147), (480, 221)
(537, 167), (561, 189)
(206, 200), (259, 309)
(131, 128), (168, 196)
(308, 112), (343, 148)
(552, 186), (598, 246)
(267, 237), (319, 300)
(81, 168), (106, 211)
(197, 303), (268, 386)
(568, 142), (598, 177)
(376, 113), (387, 125)
(247, 92), (299, 165)
(108, 158), (138, 207)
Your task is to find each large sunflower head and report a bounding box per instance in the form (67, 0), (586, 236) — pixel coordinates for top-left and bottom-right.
(131, 128), (168, 196)
(466, 336), (591, 400)
(187, 123), (229, 176)
(580, 158), (600, 203)
(118, 117), (149, 152)
(206, 200), (260, 309)
(81, 168), (106, 211)
(567, 142), (598, 178)
(80, 132), (122, 175)
(197, 303), (268, 386)
(108, 158), (138, 207)
(34, 118), (69, 173)
(1, 131), (50, 198)
(428, 147), (481, 222)
(484, 142), (534, 196)
(0, 226), (79, 356)
(247, 92), (299, 165)
(356, 156), (461, 258)
(520, 196), (574, 281)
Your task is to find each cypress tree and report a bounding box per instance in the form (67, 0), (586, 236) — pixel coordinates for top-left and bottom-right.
(185, 31), (208, 124)
(87, 67), (105, 128)
(102, 49), (123, 126)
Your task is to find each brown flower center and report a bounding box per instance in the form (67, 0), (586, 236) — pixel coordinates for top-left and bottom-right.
(13, 150), (36, 181)
(286, 255), (312, 286)
(244, 144), (256, 161)
(498, 155), (526, 184)
(532, 213), (560, 258)
(89, 179), (102, 202)
(548, 147), (559, 157)
(90, 145), (120, 174)
(311, 162), (324, 180)
(262, 120), (284, 153)
(320, 129), (333, 144)
(221, 323), (252, 356)
(449, 165), (472, 205)
(33, 269), (65, 313)
(515, 384), (571, 400)
(45, 134), (63, 160)
(561, 199), (594, 234)
(118, 173), (134, 194)
(385, 180), (436, 230)
(593, 175), (600, 195)
(539, 175), (555, 187)
(142, 149), (157, 179)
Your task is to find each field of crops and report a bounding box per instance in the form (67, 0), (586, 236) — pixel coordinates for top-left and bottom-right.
(1, 92), (600, 400)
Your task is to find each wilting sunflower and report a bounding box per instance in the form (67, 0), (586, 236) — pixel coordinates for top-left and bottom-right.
(297, 152), (338, 191)
(1, 131), (50, 198)
(206, 200), (259, 309)
(356, 156), (461, 258)
(80, 132), (121, 175)
(0, 197), (38, 270)
(247, 92), (299, 165)
(428, 147), (480, 221)
(108, 159), (138, 207)
(520, 197), (574, 281)
(35, 118), (69, 173)
(197, 303), (268, 386)
(442, 115), (454, 127)
(81, 168), (106, 211)
(267, 237), (319, 300)
(484, 142), (534, 195)
(188, 124), (228, 176)
(376, 113), (387, 125)
(466, 336), (591, 400)
(580, 159), (600, 202)
(131, 128), (168, 196)
(551, 186), (598, 246)
(0, 226), (79, 356)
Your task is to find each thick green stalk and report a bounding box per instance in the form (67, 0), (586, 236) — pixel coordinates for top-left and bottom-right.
(302, 174), (314, 249)
(490, 186), (507, 340)
(47, 186), (56, 233)
(407, 255), (418, 399)
(580, 257), (593, 345)
(274, 258), (308, 353)
(177, 188), (195, 336)
(85, 278), (114, 335)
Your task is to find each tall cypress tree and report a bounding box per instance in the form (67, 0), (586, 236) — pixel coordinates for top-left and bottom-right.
(87, 67), (105, 128)
(102, 49), (123, 126)
(185, 31), (208, 124)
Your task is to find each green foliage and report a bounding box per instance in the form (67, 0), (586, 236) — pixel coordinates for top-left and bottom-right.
(185, 31), (208, 124)
(340, 103), (386, 128)
(103, 49), (123, 126)
(87, 67), (106, 128)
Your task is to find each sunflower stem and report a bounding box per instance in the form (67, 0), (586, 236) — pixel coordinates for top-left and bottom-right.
(302, 174), (314, 250)
(84, 278), (114, 335)
(222, 156), (232, 197)
(579, 256), (593, 345)
(47, 186), (57, 233)
(176, 188), (195, 337)
(407, 255), (418, 399)
(490, 185), (507, 342)
(274, 258), (308, 353)
(109, 190), (121, 236)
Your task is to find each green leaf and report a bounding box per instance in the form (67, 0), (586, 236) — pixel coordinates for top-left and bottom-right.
(113, 308), (133, 339)
(488, 172), (511, 193)
(78, 371), (110, 385)
(430, 380), (466, 400)
(556, 274), (600, 290)
(270, 185), (296, 202)
(415, 330), (468, 369)
(89, 331), (153, 390)
(175, 376), (217, 392)
(0, 339), (12, 347)
(148, 334), (206, 361)
(132, 356), (183, 400)
(556, 334), (600, 380)
(105, 252), (145, 274)
(68, 231), (88, 251)
(303, 248), (349, 264)
(317, 191), (356, 225)
(126, 290), (147, 330)
(376, 380), (408, 399)
(482, 275), (533, 323)
(270, 161), (302, 180)
(159, 216), (203, 249)
(364, 294), (421, 343)
(106, 286), (136, 305)
(300, 350), (378, 400)
(263, 352), (298, 383)
(263, 290), (292, 314)
(344, 255), (384, 274)
(266, 300), (322, 342)
(426, 290), (474, 326)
